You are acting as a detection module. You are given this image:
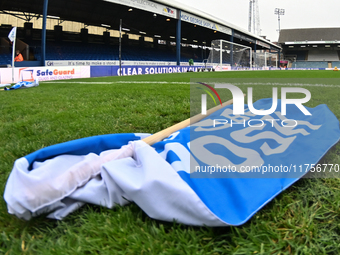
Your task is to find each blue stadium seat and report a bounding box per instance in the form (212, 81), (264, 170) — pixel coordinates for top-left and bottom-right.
(0, 39), (206, 65)
(294, 61), (328, 68)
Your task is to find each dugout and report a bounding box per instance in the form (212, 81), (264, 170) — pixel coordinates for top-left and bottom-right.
(279, 28), (340, 68)
(0, 0), (281, 67)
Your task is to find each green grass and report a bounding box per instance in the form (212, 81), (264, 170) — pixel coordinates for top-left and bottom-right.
(1, 70), (340, 254)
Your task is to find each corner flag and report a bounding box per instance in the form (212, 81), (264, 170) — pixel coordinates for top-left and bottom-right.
(8, 27), (17, 42)
(8, 27), (17, 83)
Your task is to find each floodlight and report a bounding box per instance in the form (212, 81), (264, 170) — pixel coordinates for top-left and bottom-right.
(274, 8), (285, 33)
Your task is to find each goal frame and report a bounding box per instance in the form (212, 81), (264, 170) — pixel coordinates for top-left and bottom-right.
(253, 51), (278, 68)
(207, 39), (253, 70)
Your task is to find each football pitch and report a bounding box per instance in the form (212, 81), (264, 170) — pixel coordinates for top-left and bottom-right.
(1, 70), (340, 254)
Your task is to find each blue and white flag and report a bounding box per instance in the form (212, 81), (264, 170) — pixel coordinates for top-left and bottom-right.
(8, 27), (17, 82)
(8, 27), (17, 42)
(4, 79), (39, 91)
(4, 99), (340, 226)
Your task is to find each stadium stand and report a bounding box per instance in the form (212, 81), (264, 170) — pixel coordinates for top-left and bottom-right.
(1, 0), (279, 68)
(293, 61), (328, 69)
(0, 36), (205, 65)
(0, 9), (209, 66)
(279, 28), (340, 68)
(0, 53), (11, 66)
(332, 61), (340, 67)
(307, 50), (339, 61)
(284, 50), (308, 61)
(0, 20), (208, 65)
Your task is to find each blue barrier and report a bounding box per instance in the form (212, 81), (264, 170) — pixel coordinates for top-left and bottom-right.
(14, 61), (42, 67)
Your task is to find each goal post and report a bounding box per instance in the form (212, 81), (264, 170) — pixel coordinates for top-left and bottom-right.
(253, 51), (278, 68)
(206, 39), (252, 71)
(268, 53), (278, 68)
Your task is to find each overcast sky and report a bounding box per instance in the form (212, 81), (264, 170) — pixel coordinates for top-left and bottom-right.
(179, 0), (340, 42)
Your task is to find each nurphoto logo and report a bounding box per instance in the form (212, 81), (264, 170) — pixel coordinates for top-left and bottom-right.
(200, 83), (312, 128)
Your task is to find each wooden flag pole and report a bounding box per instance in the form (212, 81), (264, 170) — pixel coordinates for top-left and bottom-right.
(142, 97), (237, 145)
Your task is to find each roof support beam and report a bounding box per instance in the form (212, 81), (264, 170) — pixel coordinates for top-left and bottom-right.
(0, 10), (37, 22)
(176, 11), (181, 66)
(230, 29), (234, 67)
(41, 0), (48, 66)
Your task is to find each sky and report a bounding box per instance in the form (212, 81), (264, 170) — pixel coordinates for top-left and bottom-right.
(179, 0), (340, 42)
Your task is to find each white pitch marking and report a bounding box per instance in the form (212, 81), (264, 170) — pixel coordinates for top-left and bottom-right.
(43, 81), (340, 88)
(45, 81), (190, 84)
(232, 82), (340, 88)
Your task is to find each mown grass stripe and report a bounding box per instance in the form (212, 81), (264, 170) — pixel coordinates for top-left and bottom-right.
(46, 81), (340, 88)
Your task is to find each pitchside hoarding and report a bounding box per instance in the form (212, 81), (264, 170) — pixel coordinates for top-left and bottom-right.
(90, 65), (206, 77)
(0, 66), (91, 84)
(45, 60), (178, 66)
(1, 65), (331, 84)
(0, 65), (208, 84)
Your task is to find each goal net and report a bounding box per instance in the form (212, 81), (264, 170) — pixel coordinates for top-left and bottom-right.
(206, 39), (252, 71)
(253, 52), (278, 68)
